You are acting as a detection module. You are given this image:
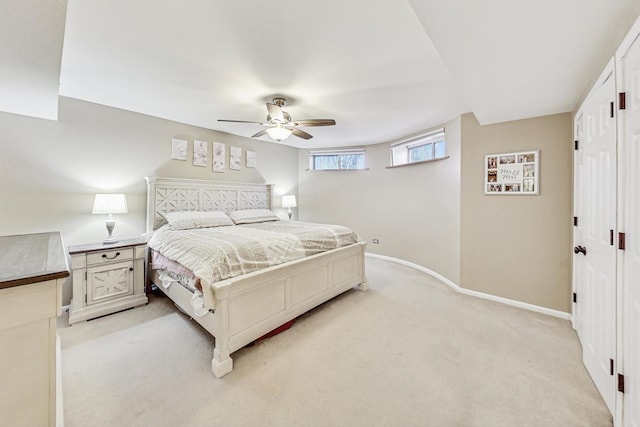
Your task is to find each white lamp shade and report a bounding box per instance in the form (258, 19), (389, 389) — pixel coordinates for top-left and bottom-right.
(266, 126), (293, 141)
(282, 195), (297, 208)
(92, 194), (128, 215)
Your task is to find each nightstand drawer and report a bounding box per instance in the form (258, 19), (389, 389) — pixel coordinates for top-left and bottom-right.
(86, 248), (134, 266)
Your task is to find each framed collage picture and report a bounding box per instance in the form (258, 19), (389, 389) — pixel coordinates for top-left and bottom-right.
(484, 150), (539, 195)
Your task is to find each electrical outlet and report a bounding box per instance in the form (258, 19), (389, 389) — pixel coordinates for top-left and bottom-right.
(372, 239), (379, 244)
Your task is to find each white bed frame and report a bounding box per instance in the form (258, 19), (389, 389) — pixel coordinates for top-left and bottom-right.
(145, 177), (368, 377)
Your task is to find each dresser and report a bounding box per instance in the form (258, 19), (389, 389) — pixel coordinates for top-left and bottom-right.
(0, 232), (69, 427)
(68, 238), (147, 324)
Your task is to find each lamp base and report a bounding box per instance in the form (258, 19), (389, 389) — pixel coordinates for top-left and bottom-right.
(104, 220), (118, 244)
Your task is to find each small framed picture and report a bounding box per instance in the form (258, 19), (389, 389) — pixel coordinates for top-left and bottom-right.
(193, 140), (208, 167)
(246, 150), (256, 168)
(484, 150), (539, 195)
(230, 146), (241, 170)
(487, 156), (497, 169)
(171, 138), (188, 161)
(213, 141), (226, 173)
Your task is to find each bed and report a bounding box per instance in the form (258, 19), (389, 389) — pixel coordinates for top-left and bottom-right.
(145, 177), (368, 377)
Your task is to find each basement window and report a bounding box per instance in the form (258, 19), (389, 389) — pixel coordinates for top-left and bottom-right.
(389, 128), (446, 167)
(309, 148), (366, 170)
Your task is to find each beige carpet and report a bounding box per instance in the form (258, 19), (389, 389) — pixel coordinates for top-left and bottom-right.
(58, 257), (611, 427)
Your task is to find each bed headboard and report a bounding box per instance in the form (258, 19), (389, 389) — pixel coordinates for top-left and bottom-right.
(145, 177), (273, 232)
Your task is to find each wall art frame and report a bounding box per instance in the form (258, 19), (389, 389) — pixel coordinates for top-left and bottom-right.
(484, 150), (539, 195)
(230, 146), (241, 170)
(246, 150), (256, 168)
(193, 139), (208, 167)
(171, 138), (188, 161)
(213, 141), (226, 173)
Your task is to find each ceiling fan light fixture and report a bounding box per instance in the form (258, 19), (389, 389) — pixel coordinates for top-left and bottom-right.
(266, 125), (292, 141)
(219, 97), (335, 141)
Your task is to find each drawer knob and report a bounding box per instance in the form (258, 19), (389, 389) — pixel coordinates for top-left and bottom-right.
(102, 252), (120, 260)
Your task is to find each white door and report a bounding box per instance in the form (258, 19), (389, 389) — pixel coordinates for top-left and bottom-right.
(573, 114), (585, 335)
(620, 32), (640, 427)
(575, 67), (617, 414)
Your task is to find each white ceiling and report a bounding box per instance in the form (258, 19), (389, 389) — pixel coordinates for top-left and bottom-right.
(0, 0), (66, 120)
(2, 0), (640, 148)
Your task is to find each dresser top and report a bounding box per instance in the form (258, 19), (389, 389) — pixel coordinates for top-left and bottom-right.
(0, 232), (70, 289)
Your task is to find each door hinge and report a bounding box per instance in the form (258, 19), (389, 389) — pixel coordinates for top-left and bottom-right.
(572, 292), (577, 303)
(574, 140), (579, 150)
(610, 101), (615, 118)
(619, 232), (626, 250)
(573, 216), (578, 227)
(610, 230), (614, 246)
(610, 359), (614, 376)
(619, 92), (626, 110)
(618, 374), (625, 393)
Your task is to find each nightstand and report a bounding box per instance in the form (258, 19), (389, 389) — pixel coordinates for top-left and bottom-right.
(68, 237), (148, 325)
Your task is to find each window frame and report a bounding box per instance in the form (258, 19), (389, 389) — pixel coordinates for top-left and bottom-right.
(389, 128), (446, 167)
(308, 148), (367, 171)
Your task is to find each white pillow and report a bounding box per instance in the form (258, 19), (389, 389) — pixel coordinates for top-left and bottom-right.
(229, 209), (279, 224)
(162, 211), (234, 230)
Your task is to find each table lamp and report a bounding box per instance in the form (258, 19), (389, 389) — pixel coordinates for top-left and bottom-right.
(282, 195), (297, 220)
(92, 193), (128, 244)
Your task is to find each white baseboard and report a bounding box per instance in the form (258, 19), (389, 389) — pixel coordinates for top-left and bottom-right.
(365, 253), (570, 320)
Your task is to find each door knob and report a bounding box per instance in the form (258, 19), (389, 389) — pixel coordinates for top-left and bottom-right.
(573, 245), (587, 255)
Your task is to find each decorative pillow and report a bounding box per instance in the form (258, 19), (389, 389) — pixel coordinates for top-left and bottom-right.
(161, 211), (234, 230)
(229, 209), (279, 224)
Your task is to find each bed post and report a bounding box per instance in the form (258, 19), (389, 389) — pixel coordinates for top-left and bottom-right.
(145, 177), (157, 233)
(357, 244), (368, 290)
(211, 287), (233, 378)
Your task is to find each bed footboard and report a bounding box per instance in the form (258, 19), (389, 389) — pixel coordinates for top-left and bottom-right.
(150, 241), (367, 378)
(206, 241), (367, 377)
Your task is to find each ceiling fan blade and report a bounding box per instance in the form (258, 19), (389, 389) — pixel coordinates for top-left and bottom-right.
(266, 103), (285, 122)
(251, 129), (269, 138)
(292, 119), (336, 127)
(291, 128), (313, 140)
(218, 119), (265, 124)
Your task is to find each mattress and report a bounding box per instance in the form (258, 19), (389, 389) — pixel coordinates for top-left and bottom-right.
(147, 220), (359, 287)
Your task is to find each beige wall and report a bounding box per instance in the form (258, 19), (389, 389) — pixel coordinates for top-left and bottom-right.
(298, 118), (462, 283)
(0, 96), (299, 303)
(460, 112), (573, 312)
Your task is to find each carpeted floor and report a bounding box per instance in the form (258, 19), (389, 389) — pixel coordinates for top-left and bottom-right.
(58, 257), (612, 427)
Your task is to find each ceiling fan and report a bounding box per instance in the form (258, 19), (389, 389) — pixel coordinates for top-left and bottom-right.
(218, 97), (336, 141)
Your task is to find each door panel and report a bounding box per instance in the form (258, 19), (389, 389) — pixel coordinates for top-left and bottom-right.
(87, 261), (134, 305)
(621, 33), (640, 427)
(573, 114), (585, 335)
(575, 69), (617, 414)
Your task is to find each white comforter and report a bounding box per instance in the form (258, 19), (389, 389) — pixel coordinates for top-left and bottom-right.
(147, 221), (359, 286)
